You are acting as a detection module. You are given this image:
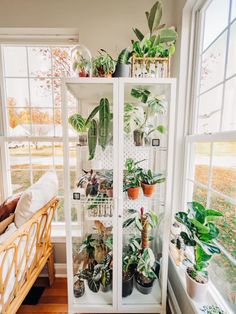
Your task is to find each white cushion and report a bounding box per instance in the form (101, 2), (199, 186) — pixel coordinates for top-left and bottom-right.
(14, 171), (58, 227)
(0, 222), (17, 243)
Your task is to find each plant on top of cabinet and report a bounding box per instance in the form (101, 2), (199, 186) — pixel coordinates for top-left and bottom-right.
(132, 1), (177, 58)
(113, 48), (131, 77)
(140, 169), (165, 197)
(124, 88), (167, 146)
(71, 44), (92, 77)
(123, 207), (158, 294)
(123, 158), (144, 200)
(92, 49), (116, 77)
(175, 202), (223, 302)
(68, 113), (89, 146)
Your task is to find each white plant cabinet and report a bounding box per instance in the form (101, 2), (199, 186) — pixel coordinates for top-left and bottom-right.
(62, 78), (176, 314)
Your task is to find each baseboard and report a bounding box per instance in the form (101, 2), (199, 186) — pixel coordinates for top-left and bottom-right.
(40, 263), (67, 278)
(168, 279), (182, 314)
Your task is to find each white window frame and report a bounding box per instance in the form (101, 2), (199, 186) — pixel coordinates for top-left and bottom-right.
(0, 29), (78, 233)
(180, 0), (236, 312)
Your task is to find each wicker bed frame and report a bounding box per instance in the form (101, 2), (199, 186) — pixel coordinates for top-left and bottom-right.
(0, 197), (58, 314)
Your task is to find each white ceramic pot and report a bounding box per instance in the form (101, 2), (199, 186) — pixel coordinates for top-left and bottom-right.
(186, 269), (208, 302)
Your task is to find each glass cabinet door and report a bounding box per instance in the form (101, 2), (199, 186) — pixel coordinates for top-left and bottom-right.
(63, 79), (118, 312)
(118, 79), (174, 313)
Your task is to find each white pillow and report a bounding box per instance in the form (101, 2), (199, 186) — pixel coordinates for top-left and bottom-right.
(0, 222), (17, 243)
(14, 171), (58, 227)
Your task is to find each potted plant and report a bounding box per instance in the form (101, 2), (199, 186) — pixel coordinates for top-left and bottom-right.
(73, 274), (85, 298)
(122, 236), (140, 297)
(113, 48), (131, 77)
(124, 88), (167, 146)
(92, 49), (116, 77)
(201, 305), (225, 314)
(175, 202), (223, 302)
(123, 207), (158, 294)
(140, 169), (165, 197)
(103, 170), (113, 197)
(71, 44), (92, 77)
(123, 158), (144, 200)
(68, 113), (89, 146)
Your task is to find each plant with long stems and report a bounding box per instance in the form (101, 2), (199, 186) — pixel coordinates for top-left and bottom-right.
(123, 158), (145, 190)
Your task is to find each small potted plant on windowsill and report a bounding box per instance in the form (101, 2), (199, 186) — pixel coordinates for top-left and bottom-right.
(92, 49), (116, 77)
(140, 169), (165, 197)
(123, 207), (158, 295)
(123, 158), (144, 200)
(175, 201), (223, 302)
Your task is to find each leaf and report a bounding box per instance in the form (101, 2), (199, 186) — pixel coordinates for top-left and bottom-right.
(156, 125), (166, 134)
(135, 216), (143, 231)
(127, 208), (138, 214)
(98, 98), (110, 150)
(148, 1), (162, 34)
(133, 28), (144, 41)
(169, 44), (176, 56)
(205, 209), (223, 221)
(189, 218), (209, 234)
(145, 11), (149, 21)
(88, 119), (97, 160)
(117, 48), (130, 64)
(85, 105), (100, 126)
(68, 113), (86, 133)
(123, 217), (135, 228)
(187, 201), (205, 224)
(199, 222), (219, 241)
(159, 28), (178, 43)
(180, 231), (195, 246)
(87, 278), (100, 293)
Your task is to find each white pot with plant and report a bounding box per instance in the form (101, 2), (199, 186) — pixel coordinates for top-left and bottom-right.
(175, 202), (223, 302)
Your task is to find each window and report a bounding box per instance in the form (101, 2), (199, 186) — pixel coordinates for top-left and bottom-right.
(0, 44), (75, 222)
(184, 0), (236, 311)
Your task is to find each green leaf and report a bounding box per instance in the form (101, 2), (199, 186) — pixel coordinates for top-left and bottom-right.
(169, 44), (176, 56)
(156, 125), (166, 134)
(88, 119), (98, 160)
(135, 216), (143, 231)
(98, 98), (110, 150)
(148, 1), (162, 35)
(87, 278), (100, 293)
(133, 28), (144, 41)
(85, 105), (100, 126)
(189, 218), (209, 234)
(205, 209), (223, 220)
(180, 231), (195, 246)
(117, 48), (130, 64)
(123, 217), (135, 228)
(159, 28), (178, 43)
(187, 201), (206, 224)
(127, 208), (138, 214)
(68, 114), (86, 133)
(199, 222), (219, 241)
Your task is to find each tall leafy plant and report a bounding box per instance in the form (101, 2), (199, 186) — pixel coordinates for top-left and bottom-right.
(175, 202), (223, 281)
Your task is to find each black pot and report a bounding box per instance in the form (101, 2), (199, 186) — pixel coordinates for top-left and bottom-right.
(113, 64), (130, 77)
(122, 274), (134, 297)
(74, 279), (85, 298)
(135, 272), (154, 295)
(100, 283), (112, 293)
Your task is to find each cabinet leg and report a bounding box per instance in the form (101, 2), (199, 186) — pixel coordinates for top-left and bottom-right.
(47, 248), (55, 287)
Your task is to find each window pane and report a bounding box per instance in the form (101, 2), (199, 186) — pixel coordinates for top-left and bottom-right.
(222, 76), (236, 131)
(52, 47), (72, 77)
(231, 0), (236, 21)
(227, 21), (236, 78)
(200, 32), (227, 93)
(56, 171), (64, 196)
(11, 170), (31, 193)
(198, 85), (222, 133)
(9, 142), (30, 170)
(7, 108), (31, 135)
(30, 78), (53, 107)
(3, 46), (27, 77)
(5, 78), (29, 107)
(57, 199), (65, 222)
(193, 184), (208, 206)
(194, 142), (210, 185)
(203, 0), (230, 49)
(31, 108), (54, 136)
(28, 47), (51, 77)
(209, 253), (236, 313)
(212, 142), (236, 199)
(31, 142), (53, 169)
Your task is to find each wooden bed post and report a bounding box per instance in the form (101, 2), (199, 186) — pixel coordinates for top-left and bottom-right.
(47, 247), (55, 287)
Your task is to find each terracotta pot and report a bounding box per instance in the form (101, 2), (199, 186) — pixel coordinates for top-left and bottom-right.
(186, 268), (208, 302)
(127, 187), (140, 200)
(141, 182), (156, 197)
(78, 71), (89, 77)
(106, 188), (113, 198)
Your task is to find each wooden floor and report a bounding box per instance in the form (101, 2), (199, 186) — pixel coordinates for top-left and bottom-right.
(17, 278), (68, 314)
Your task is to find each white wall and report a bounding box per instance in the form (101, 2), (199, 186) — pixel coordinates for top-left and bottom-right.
(0, 0), (176, 58)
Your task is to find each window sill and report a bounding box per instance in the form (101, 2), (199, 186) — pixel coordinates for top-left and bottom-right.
(51, 223), (81, 243)
(169, 254), (231, 314)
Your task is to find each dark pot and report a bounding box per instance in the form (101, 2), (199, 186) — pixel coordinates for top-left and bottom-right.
(133, 129), (144, 146)
(122, 274), (134, 297)
(100, 283), (112, 292)
(73, 279), (85, 298)
(135, 272), (154, 295)
(113, 64), (130, 77)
